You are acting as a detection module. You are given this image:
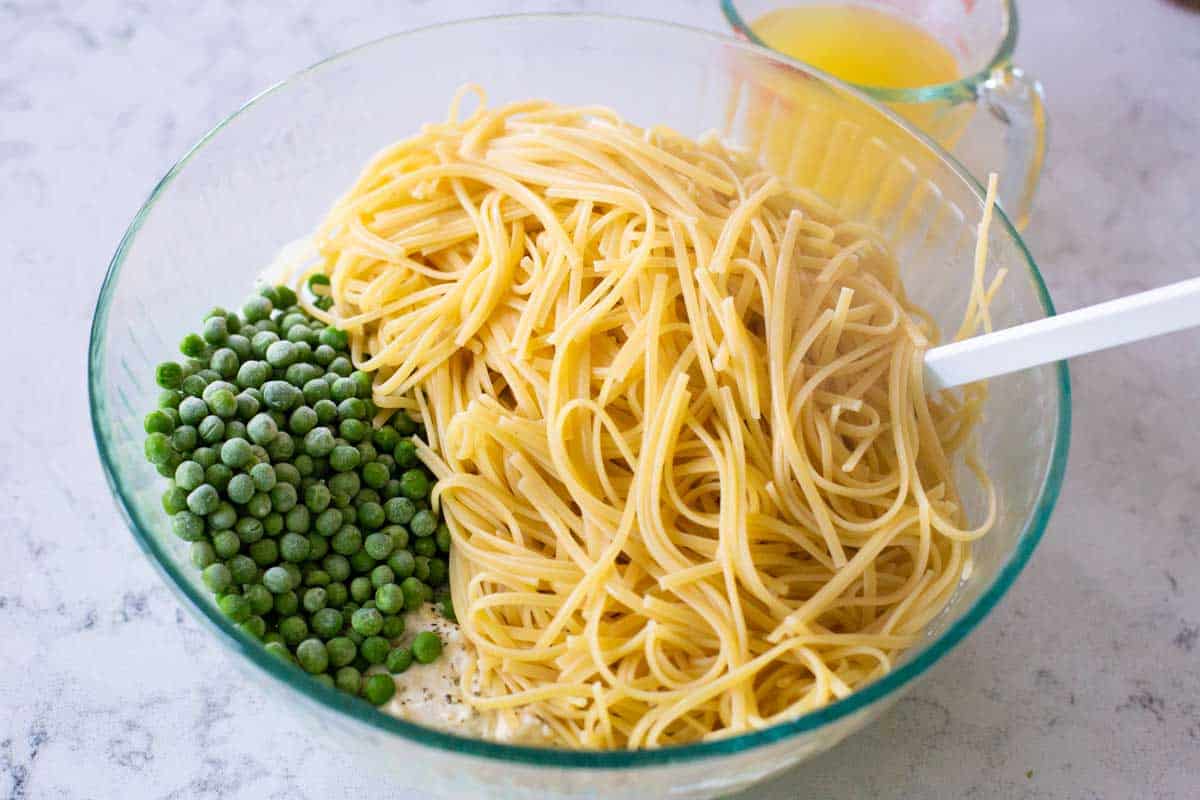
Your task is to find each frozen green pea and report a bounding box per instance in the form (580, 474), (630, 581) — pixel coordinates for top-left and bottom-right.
(274, 590), (299, 616)
(289, 406), (318, 436)
(383, 525), (409, 553)
(303, 427), (336, 457)
(362, 673), (395, 705)
(190, 540), (217, 569)
(387, 549), (415, 580)
(313, 344), (336, 366)
(235, 516), (264, 544)
(263, 566), (294, 594)
(303, 378), (330, 405)
(413, 537), (437, 558)
(270, 483), (298, 513)
(202, 562), (232, 593)
(400, 469), (430, 501)
(210, 348), (239, 380)
(383, 497), (416, 525)
(191, 446), (216, 469)
(360, 636), (389, 667)
(155, 361), (183, 390)
(391, 411), (417, 435)
(355, 488), (381, 507)
(285, 505), (310, 533)
(349, 576), (373, 604)
(226, 334), (251, 361)
(280, 532), (310, 563)
(351, 607), (383, 637)
(194, 415), (222, 444)
(330, 377), (356, 403)
(313, 398), (338, 425)
(225, 420), (247, 442)
(334, 666), (361, 694)
(162, 485), (189, 515)
(246, 492), (272, 518)
(181, 373), (209, 398)
(311, 606), (343, 640)
(227, 473), (255, 504)
(410, 509), (437, 538)
(205, 465), (232, 496)
(386, 647), (413, 674)
(247, 413), (278, 445)
(175, 461), (204, 492)
(375, 583), (404, 615)
(325, 582), (349, 609)
(401, 576), (428, 611)
(305, 566), (330, 587)
(329, 445), (360, 473)
(249, 538), (278, 567)
(143, 433), (173, 465)
(267, 431), (295, 461)
(262, 511), (284, 536)
(323, 553), (350, 582)
(314, 508), (343, 537)
(179, 332), (207, 358)
(208, 501), (237, 531)
(186, 484), (219, 516)
(250, 462), (277, 492)
(327, 636), (357, 667)
(243, 295), (273, 323)
(305, 483), (332, 513)
(202, 316), (228, 345)
(158, 389), (185, 410)
(412, 631), (442, 664)
(263, 380), (302, 411)
(172, 511), (205, 542)
(370, 564), (394, 589)
(332, 525), (362, 556)
(212, 530), (240, 559)
(357, 502), (385, 531)
(207, 388), (237, 420)
(235, 391), (260, 421)
(239, 615), (266, 639)
(171, 425), (198, 453)
(338, 418), (368, 443)
(227, 555), (258, 585)
(265, 340), (297, 368)
(219, 437), (251, 468)
(274, 463), (302, 486)
(144, 410), (174, 435)
(363, 531), (394, 561)
(348, 548), (375, 574)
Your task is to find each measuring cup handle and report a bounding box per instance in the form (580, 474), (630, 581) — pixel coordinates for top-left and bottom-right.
(975, 65), (1047, 230)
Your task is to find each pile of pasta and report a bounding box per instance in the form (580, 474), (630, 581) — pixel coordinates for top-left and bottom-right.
(306, 88), (1000, 749)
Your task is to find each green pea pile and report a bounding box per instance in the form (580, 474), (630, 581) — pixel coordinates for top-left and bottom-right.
(144, 285), (453, 706)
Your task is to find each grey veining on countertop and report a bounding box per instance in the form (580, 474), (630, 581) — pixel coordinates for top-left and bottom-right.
(2, 1), (1198, 798)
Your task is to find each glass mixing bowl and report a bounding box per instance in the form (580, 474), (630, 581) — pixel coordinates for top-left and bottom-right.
(89, 14), (1070, 800)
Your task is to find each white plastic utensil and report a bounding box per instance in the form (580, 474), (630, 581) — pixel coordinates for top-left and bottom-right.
(925, 276), (1200, 390)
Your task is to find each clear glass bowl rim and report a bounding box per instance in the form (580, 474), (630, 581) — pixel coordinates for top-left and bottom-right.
(88, 12), (1070, 770)
(720, 0), (1020, 103)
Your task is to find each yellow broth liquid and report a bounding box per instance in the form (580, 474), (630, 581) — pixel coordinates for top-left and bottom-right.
(750, 5), (972, 145)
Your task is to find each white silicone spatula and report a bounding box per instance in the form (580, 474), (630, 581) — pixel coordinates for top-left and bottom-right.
(925, 276), (1200, 391)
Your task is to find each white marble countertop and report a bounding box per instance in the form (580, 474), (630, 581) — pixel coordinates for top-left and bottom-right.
(3, 1), (1199, 797)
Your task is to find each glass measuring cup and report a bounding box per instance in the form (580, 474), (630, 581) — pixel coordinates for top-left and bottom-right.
(723, 0), (1047, 228)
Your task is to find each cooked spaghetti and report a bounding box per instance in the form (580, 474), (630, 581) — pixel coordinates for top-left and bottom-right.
(304, 88), (1002, 748)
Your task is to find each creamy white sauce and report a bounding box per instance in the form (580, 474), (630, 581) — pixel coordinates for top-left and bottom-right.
(381, 603), (483, 735)
(379, 604), (553, 744)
